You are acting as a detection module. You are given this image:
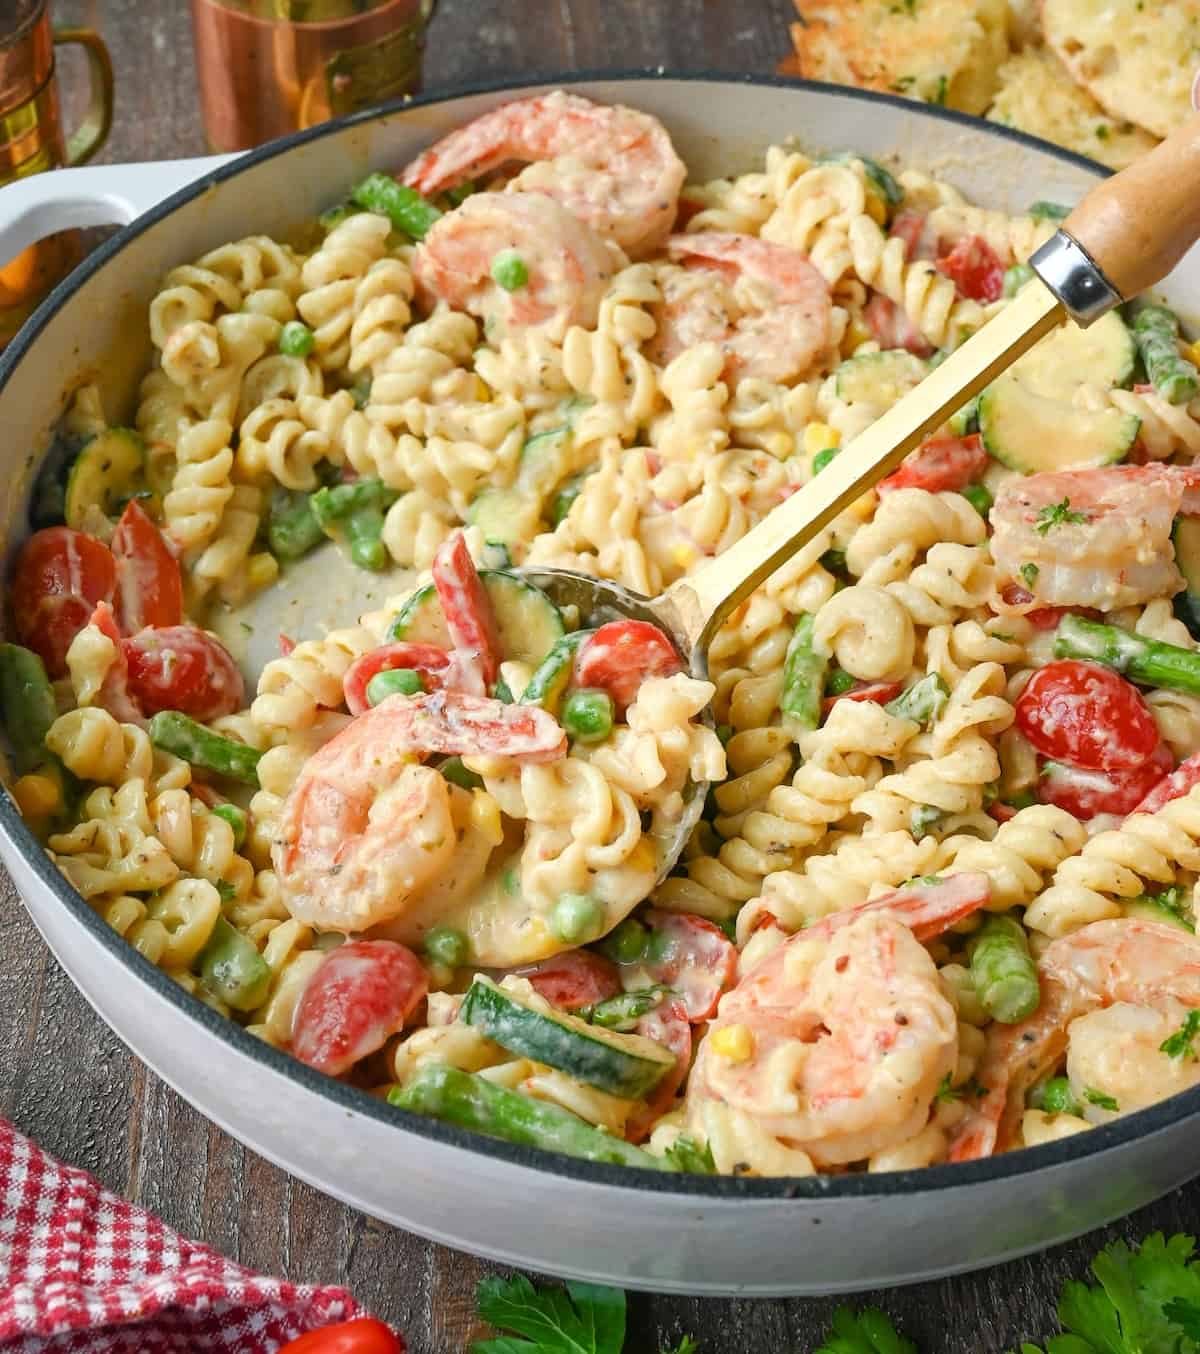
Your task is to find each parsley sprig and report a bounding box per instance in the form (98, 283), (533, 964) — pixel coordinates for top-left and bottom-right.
(1035, 497), (1088, 534)
(1161, 1009), (1200, 1061)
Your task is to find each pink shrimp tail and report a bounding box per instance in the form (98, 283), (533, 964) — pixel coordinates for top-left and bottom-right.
(947, 1088), (1005, 1162)
(805, 872), (991, 944)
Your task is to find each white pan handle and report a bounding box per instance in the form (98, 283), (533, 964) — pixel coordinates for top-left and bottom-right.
(0, 154), (240, 266)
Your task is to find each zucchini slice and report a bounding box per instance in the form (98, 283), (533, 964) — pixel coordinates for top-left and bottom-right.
(389, 570), (565, 666)
(1173, 515), (1200, 641)
(64, 428), (146, 528)
(835, 350), (929, 406)
(459, 976), (675, 1098)
(978, 312), (1139, 473)
(1123, 894), (1194, 932)
(467, 487), (542, 549)
(520, 630), (593, 714)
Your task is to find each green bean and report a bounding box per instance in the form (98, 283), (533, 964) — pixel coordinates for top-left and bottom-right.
(196, 917), (272, 1011)
(812, 445), (840, 475)
(1055, 612), (1200, 696)
(961, 483), (993, 518)
(438, 756), (484, 790)
(825, 666), (856, 697)
(309, 477), (396, 526)
(780, 614), (827, 732)
(968, 914), (1040, 1023)
(583, 986), (670, 1031)
(210, 803), (247, 849)
(885, 673), (949, 727)
(388, 1064), (665, 1169)
(1028, 201), (1070, 221)
(0, 644), (58, 775)
(148, 712), (262, 785)
(1133, 304), (1199, 405)
(344, 506), (388, 571)
(349, 171), (442, 240)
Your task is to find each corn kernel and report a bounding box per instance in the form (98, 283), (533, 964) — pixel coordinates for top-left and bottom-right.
(865, 191), (888, 226)
(12, 773), (62, 819)
(803, 422), (840, 457)
(710, 1023), (755, 1062)
(842, 317), (873, 356)
(628, 838), (657, 875)
(470, 789), (504, 847)
(1186, 339), (1200, 367)
(245, 551), (280, 593)
(670, 543), (698, 570)
(474, 375), (492, 402)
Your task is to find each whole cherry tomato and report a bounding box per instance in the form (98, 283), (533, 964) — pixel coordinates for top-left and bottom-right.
(110, 499), (183, 633)
(1016, 660), (1160, 772)
(10, 527), (115, 677)
(277, 1318), (404, 1354)
(1038, 741), (1174, 820)
(291, 940), (428, 1076)
(122, 625), (245, 720)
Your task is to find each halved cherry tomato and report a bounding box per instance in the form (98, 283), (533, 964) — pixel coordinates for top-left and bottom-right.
(1132, 749), (1200, 815)
(10, 526), (115, 677)
(889, 209), (934, 262)
(879, 434), (989, 495)
(822, 679), (903, 715)
(122, 625), (245, 720)
(674, 196), (705, 230)
(82, 601), (144, 722)
(1038, 741), (1174, 820)
(343, 642), (454, 716)
(277, 1318), (404, 1354)
(864, 294), (933, 358)
(988, 801), (1018, 824)
(517, 949), (621, 1011)
(574, 620), (682, 709)
(431, 531), (499, 686)
(935, 234), (1005, 303)
(291, 940), (428, 1076)
(625, 999), (691, 1143)
(1016, 660), (1160, 772)
(624, 910), (737, 1023)
(110, 499), (183, 634)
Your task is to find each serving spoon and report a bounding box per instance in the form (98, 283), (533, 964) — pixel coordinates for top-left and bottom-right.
(520, 109), (1200, 879)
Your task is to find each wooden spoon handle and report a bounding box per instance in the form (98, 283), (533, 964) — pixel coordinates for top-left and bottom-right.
(1064, 110), (1200, 300)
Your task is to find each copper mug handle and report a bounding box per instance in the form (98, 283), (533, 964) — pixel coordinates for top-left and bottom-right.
(51, 27), (113, 167)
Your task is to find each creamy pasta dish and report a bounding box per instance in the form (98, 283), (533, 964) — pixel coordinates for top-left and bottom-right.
(9, 91), (1200, 1178)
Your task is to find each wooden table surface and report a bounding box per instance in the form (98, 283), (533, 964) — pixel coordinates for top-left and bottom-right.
(4, 1), (1196, 1349)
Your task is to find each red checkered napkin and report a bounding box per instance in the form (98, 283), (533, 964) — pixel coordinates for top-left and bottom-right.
(0, 1115), (372, 1353)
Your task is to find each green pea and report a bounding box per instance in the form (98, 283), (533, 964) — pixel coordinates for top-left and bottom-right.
(551, 892), (605, 943)
(210, 803), (247, 850)
(279, 320), (316, 357)
(424, 925), (468, 968)
(491, 250), (529, 291)
(825, 666), (856, 697)
(1034, 1076), (1080, 1117)
(961, 483), (993, 518)
(600, 917), (648, 964)
(812, 445), (840, 474)
(561, 688), (614, 743)
(366, 668), (424, 705)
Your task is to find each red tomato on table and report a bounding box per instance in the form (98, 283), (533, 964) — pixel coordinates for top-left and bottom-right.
(624, 910), (737, 1023)
(1038, 742), (1173, 820)
(277, 1318), (404, 1354)
(291, 940), (428, 1076)
(878, 434), (989, 495)
(1016, 660), (1160, 771)
(122, 625), (244, 720)
(574, 621), (682, 709)
(110, 499), (183, 634)
(10, 526), (115, 677)
(935, 234), (1006, 302)
(516, 949), (621, 1011)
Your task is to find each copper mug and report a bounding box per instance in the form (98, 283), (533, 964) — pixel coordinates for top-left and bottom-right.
(191, 0), (437, 154)
(0, 0), (113, 347)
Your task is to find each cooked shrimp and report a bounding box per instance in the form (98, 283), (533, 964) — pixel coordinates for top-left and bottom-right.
(413, 192), (617, 337)
(687, 874), (988, 1169)
(950, 918), (1200, 1160)
(991, 465), (1200, 611)
(402, 90), (686, 259)
(274, 692), (565, 931)
(647, 233), (832, 383)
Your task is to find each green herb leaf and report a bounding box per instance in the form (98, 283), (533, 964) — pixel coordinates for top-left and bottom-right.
(660, 1339), (701, 1354)
(1020, 562), (1040, 588)
(1035, 498), (1088, 535)
(1083, 1087), (1119, 1112)
(1164, 1296), (1200, 1339)
(812, 1306), (918, 1354)
(934, 1072), (961, 1104)
(1161, 1008), (1200, 1061)
(663, 1136), (717, 1175)
(473, 1275), (626, 1354)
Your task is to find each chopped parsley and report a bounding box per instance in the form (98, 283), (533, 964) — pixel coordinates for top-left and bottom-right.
(1020, 562), (1040, 588)
(1096, 124), (1111, 141)
(930, 75), (948, 106)
(1161, 1009), (1200, 1061)
(1084, 1087), (1120, 1112)
(934, 1072), (961, 1104)
(1035, 497), (1088, 534)
(889, 75), (916, 93)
